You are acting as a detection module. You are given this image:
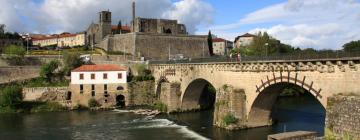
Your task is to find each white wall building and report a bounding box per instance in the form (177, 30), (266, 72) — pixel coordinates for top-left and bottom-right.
(213, 38), (233, 56)
(234, 33), (256, 49)
(71, 65), (127, 85)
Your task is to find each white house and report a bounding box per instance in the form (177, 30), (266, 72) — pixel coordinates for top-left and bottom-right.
(70, 64), (128, 107)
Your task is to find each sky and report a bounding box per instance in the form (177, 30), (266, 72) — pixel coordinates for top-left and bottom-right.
(1, 0), (360, 50)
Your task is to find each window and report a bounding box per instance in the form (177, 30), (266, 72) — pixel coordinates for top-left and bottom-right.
(80, 84), (83, 94)
(91, 74), (95, 80)
(80, 74), (84, 80)
(91, 84), (95, 90)
(91, 91), (95, 97)
(103, 73), (108, 79)
(118, 73), (122, 79)
(104, 84), (107, 91)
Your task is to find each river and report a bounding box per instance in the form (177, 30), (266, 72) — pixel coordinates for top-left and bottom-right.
(0, 94), (325, 140)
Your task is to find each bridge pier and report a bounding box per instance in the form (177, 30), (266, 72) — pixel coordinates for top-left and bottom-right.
(158, 82), (182, 112)
(214, 85), (248, 129)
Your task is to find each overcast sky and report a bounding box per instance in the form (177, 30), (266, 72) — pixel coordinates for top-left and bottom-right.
(1, 0), (360, 50)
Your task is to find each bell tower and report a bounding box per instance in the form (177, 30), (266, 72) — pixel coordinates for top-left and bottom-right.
(99, 11), (112, 38)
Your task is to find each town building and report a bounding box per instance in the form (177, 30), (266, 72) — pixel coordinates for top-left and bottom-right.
(85, 2), (208, 61)
(70, 64), (128, 107)
(32, 32), (85, 48)
(212, 38), (233, 56)
(234, 33), (256, 48)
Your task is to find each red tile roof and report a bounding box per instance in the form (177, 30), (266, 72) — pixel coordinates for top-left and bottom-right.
(111, 25), (131, 31)
(32, 33), (78, 41)
(72, 64), (128, 72)
(213, 38), (226, 42)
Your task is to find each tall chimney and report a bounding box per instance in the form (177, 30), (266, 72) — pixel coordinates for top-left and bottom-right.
(132, 1), (136, 32)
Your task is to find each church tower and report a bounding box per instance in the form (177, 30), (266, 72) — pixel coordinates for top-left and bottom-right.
(99, 11), (112, 38)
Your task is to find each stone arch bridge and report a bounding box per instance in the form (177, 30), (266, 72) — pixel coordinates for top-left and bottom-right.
(149, 58), (360, 129)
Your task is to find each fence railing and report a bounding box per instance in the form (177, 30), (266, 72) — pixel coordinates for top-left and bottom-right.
(149, 51), (360, 64)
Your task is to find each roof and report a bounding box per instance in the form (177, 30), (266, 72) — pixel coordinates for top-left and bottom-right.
(32, 33), (80, 41)
(213, 38), (232, 43)
(234, 33), (256, 42)
(111, 25), (131, 31)
(72, 64), (128, 72)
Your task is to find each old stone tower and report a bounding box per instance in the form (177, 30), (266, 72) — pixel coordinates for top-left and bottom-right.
(99, 11), (112, 39)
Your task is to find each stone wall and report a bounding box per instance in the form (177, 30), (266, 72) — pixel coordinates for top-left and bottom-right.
(214, 86), (247, 129)
(126, 81), (156, 106)
(0, 66), (40, 84)
(98, 33), (208, 61)
(326, 95), (360, 139)
(22, 87), (71, 107)
(158, 82), (181, 112)
(135, 33), (208, 60)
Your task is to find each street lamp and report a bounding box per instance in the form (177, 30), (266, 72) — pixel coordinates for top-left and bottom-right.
(265, 43), (269, 57)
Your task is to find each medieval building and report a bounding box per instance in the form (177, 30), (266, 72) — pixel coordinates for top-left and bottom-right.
(85, 2), (208, 61)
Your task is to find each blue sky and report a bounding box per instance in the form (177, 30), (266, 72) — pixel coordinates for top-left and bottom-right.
(1, 0), (360, 49)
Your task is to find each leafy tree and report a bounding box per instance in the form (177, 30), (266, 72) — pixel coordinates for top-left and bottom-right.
(40, 60), (60, 82)
(63, 52), (84, 75)
(3, 45), (25, 57)
(207, 30), (214, 56)
(0, 86), (22, 108)
(88, 98), (100, 108)
(343, 40), (360, 52)
(117, 20), (122, 34)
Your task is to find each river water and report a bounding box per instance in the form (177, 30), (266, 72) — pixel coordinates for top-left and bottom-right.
(0, 94), (325, 140)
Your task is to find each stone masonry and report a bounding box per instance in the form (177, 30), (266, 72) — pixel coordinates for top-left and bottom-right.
(326, 95), (360, 139)
(150, 58), (360, 129)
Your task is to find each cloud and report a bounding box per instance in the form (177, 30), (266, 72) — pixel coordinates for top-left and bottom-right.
(162, 0), (214, 33)
(210, 0), (360, 49)
(0, 0), (213, 34)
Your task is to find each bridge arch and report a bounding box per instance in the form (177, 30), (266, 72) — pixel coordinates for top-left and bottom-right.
(181, 78), (216, 111)
(248, 74), (325, 127)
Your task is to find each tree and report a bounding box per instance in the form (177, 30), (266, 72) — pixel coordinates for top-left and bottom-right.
(63, 52), (84, 76)
(207, 30), (214, 56)
(40, 60), (60, 82)
(343, 40), (360, 52)
(0, 86), (22, 108)
(117, 20), (122, 34)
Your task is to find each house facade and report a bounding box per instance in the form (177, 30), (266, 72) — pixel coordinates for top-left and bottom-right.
(32, 32), (85, 47)
(234, 33), (256, 48)
(70, 64), (128, 107)
(213, 38), (233, 56)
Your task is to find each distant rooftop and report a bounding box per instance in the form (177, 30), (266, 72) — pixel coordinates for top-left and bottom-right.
(72, 64), (128, 72)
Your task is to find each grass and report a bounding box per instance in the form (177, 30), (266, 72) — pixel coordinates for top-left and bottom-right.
(223, 113), (238, 126)
(23, 77), (69, 88)
(28, 47), (101, 55)
(152, 101), (167, 112)
(0, 101), (66, 113)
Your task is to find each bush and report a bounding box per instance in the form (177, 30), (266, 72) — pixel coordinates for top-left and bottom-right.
(153, 101), (167, 112)
(88, 98), (100, 108)
(0, 86), (23, 108)
(40, 60), (60, 82)
(30, 102), (65, 113)
(223, 113), (238, 126)
(3, 45), (25, 57)
(63, 52), (84, 76)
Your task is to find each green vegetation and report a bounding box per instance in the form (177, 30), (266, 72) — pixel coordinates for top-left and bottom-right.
(28, 47), (101, 55)
(222, 113), (238, 126)
(88, 98), (100, 108)
(0, 86), (22, 108)
(24, 77), (69, 88)
(129, 64), (155, 82)
(3, 45), (26, 57)
(0, 86), (66, 113)
(1, 45), (27, 65)
(343, 40), (360, 52)
(153, 101), (167, 112)
(62, 51), (85, 76)
(207, 30), (214, 56)
(28, 102), (66, 113)
(40, 60), (60, 82)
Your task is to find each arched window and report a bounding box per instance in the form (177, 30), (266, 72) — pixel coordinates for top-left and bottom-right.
(117, 86), (124, 91)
